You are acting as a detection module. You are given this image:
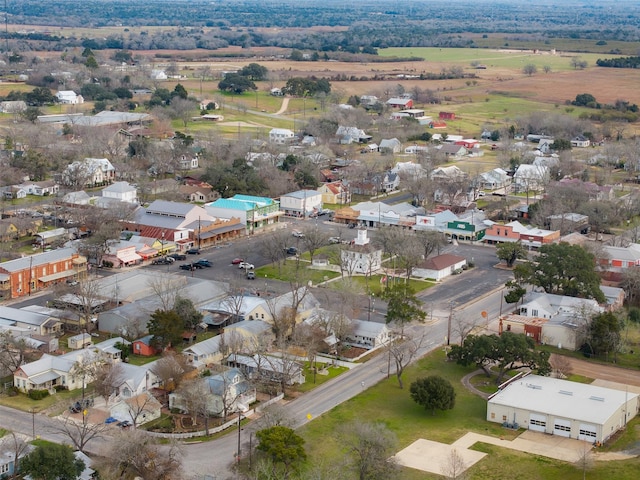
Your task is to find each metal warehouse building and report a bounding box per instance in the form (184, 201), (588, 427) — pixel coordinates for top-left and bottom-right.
(487, 374), (639, 444)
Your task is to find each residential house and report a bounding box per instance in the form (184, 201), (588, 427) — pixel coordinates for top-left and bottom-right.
(13, 337), (128, 393)
(392, 161), (427, 180)
(378, 138), (402, 154)
(0, 305), (64, 336)
(0, 185), (26, 200)
(438, 144), (467, 158)
(336, 126), (372, 144)
(102, 181), (138, 203)
(270, 87), (283, 96)
(317, 181), (350, 205)
(63, 158), (116, 187)
(571, 135), (591, 148)
(132, 335), (160, 357)
(413, 254), (467, 281)
(386, 97), (413, 109)
(555, 178), (614, 202)
(61, 191), (91, 206)
(455, 139), (480, 149)
(476, 168), (512, 191)
(340, 229), (382, 275)
(110, 392), (162, 426)
(380, 172), (400, 193)
(502, 291), (603, 350)
(226, 354), (305, 385)
(169, 368), (256, 416)
(280, 190), (323, 218)
(431, 165), (467, 182)
(55, 90), (84, 105)
(537, 138), (554, 154)
(19, 181), (59, 196)
(180, 184), (218, 203)
(486, 374), (639, 443)
(223, 320), (273, 349)
(268, 128), (295, 144)
(360, 95), (379, 107)
(513, 164), (549, 193)
(182, 335), (223, 367)
(0, 247), (87, 300)
(345, 319), (390, 349)
(205, 195), (282, 235)
(0, 221), (18, 242)
(179, 154), (199, 170)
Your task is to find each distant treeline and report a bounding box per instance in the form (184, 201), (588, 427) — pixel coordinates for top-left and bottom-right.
(596, 56), (640, 68)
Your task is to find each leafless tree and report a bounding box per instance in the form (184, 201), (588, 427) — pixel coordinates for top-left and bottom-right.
(0, 332), (40, 376)
(414, 230), (447, 260)
(175, 377), (211, 430)
(257, 340), (304, 395)
(72, 278), (104, 333)
(340, 421), (398, 480)
(451, 313), (484, 346)
(92, 362), (125, 406)
(125, 392), (160, 429)
(443, 448), (467, 480)
(300, 225), (329, 263)
(150, 352), (188, 393)
(97, 429), (183, 480)
(255, 403), (294, 430)
(0, 432), (30, 473)
(260, 229), (290, 274)
(387, 332), (426, 389)
(48, 412), (109, 453)
(550, 354), (573, 379)
(575, 442), (594, 480)
(291, 322), (326, 383)
(147, 275), (186, 312)
(621, 267), (640, 306)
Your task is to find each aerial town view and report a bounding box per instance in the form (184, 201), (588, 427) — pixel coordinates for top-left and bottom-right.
(0, 0), (640, 478)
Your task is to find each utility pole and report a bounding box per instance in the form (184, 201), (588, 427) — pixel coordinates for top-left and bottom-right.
(447, 302), (453, 346)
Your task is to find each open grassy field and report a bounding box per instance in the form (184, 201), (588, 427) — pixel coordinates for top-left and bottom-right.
(299, 348), (640, 479)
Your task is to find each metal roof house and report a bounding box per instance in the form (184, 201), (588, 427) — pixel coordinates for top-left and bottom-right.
(487, 374), (639, 443)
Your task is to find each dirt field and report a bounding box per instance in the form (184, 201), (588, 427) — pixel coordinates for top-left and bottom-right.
(552, 354), (640, 387)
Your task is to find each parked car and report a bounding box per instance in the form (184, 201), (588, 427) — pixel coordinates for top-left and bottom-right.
(105, 417), (118, 424)
(152, 257), (174, 265)
(285, 247), (298, 255)
(66, 279), (79, 286)
(168, 253), (187, 261)
(246, 270), (256, 280)
(238, 261), (254, 270)
(231, 257), (244, 265)
(116, 420), (132, 429)
(186, 248), (201, 255)
(180, 263), (203, 271)
(328, 236), (341, 244)
(292, 230), (305, 238)
(194, 259), (212, 267)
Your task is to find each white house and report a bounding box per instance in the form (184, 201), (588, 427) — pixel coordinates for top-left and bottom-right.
(345, 319), (390, 349)
(150, 69), (168, 80)
(487, 374), (639, 443)
(226, 354), (305, 385)
(477, 168), (512, 191)
(413, 254), (467, 281)
(269, 128), (295, 144)
(513, 164), (549, 193)
(102, 181), (138, 203)
(340, 229), (382, 275)
(110, 392), (162, 426)
(571, 135), (591, 148)
(379, 138), (402, 154)
(336, 126), (371, 144)
(55, 90), (84, 105)
(280, 190), (323, 217)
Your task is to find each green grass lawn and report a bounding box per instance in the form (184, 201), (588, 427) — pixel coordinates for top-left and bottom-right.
(294, 363), (349, 394)
(0, 386), (87, 413)
(298, 348), (640, 479)
(255, 261), (342, 286)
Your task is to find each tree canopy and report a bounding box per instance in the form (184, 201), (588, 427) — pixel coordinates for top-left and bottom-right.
(147, 309), (184, 349)
(283, 77), (331, 97)
(218, 73), (257, 94)
(21, 443), (85, 480)
(448, 332), (551, 384)
(410, 375), (456, 415)
(583, 311), (624, 360)
(256, 426), (307, 477)
(238, 62), (268, 81)
(513, 242), (604, 302)
(496, 241), (527, 267)
(382, 284), (426, 327)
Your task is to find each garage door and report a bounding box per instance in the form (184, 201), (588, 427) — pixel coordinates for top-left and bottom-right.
(529, 413), (547, 433)
(553, 419), (571, 438)
(578, 423), (597, 442)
